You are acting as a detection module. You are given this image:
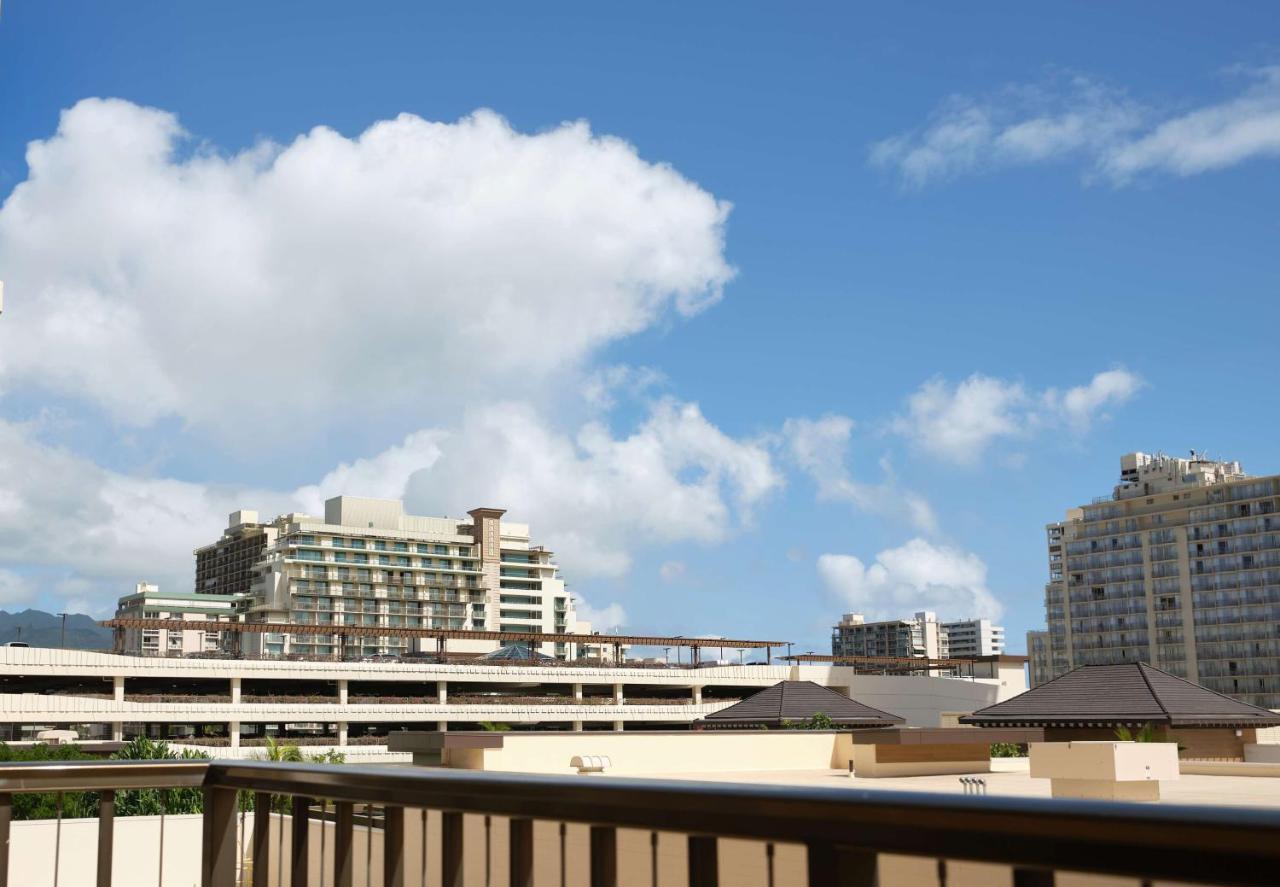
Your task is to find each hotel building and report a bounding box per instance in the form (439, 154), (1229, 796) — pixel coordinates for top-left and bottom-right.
(115, 583), (244, 656)
(832, 612), (1005, 660)
(940, 618), (1005, 658)
(194, 510), (276, 597)
(1042, 451), (1280, 708)
(195, 497), (587, 659)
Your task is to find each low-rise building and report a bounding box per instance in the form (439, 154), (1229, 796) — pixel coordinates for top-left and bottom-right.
(114, 583), (244, 656)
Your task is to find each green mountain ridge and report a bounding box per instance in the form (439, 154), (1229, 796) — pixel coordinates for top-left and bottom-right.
(0, 609), (113, 649)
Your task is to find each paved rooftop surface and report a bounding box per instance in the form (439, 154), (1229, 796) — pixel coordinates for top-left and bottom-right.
(624, 758), (1280, 809)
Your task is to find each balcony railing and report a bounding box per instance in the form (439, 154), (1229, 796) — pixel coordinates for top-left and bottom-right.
(0, 759), (1278, 886)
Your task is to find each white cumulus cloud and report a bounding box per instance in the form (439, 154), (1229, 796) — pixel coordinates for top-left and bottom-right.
(781, 415), (936, 532)
(658, 561), (687, 583)
(817, 539), (1002, 621)
(892, 368), (1142, 464)
(0, 393), (782, 612)
(573, 599), (628, 632)
(0, 98), (733, 445)
(405, 399), (782, 576)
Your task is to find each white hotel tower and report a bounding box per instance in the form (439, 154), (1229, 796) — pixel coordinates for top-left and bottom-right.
(207, 497), (588, 658)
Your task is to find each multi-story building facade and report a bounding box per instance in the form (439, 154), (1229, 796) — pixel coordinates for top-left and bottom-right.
(228, 497), (585, 658)
(1042, 451), (1280, 708)
(832, 612), (943, 659)
(115, 583), (244, 656)
(833, 612), (1006, 660)
(194, 511), (277, 597)
(1026, 630), (1051, 688)
(939, 618), (1005, 658)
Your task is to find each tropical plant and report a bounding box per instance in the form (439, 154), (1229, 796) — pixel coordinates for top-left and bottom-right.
(779, 712), (836, 730)
(111, 736), (209, 815)
(259, 736), (305, 762)
(0, 743), (98, 819)
(1114, 723), (1161, 743)
(478, 721), (512, 732)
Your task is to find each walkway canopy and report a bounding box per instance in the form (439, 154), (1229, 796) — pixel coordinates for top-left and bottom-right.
(961, 663), (1280, 729)
(699, 680), (904, 728)
(478, 643), (558, 664)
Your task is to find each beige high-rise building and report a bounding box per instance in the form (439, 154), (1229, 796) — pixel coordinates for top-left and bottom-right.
(1042, 451), (1280, 708)
(201, 497), (589, 659)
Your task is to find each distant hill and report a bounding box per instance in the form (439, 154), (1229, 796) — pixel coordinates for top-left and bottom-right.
(0, 609), (113, 649)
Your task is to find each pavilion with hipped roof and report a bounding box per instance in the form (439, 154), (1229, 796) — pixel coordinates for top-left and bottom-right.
(961, 662), (1280, 759)
(698, 680), (905, 729)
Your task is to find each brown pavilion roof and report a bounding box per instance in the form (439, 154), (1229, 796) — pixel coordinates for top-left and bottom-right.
(961, 663), (1280, 729)
(700, 681), (905, 727)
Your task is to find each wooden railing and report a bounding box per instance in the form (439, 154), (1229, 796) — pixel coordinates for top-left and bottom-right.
(0, 759), (1277, 885)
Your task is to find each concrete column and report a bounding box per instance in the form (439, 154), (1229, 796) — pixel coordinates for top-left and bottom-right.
(612, 683), (624, 704)
(612, 720), (624, 732)
(337, 722), (348, 746)
(437, 721), (448, 732)
(437, 681), (447, 704)
(572, 683), (583, 702)
(230, 677), (241, 705)
(572, 720), (583, 732)
(338, 679), (348, 705)
(113, 675), (125, 703)
(111, 722), (123, 742)
(692, 685), (702, 705)
(230, 721), (241, 750)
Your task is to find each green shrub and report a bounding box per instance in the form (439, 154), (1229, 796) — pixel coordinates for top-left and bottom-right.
(989, 742), (1028, 758)
(0, 743), (98, 819)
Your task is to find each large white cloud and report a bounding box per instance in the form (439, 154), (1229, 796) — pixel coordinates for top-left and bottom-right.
(781, 415), (936, 532)
(0, 395), (780, 612)
(404, 400), (782, 575)
(871, 66), (1280, 187)
(892, 369), (1142, 464)
(0, 99), (733, 443)
(817, 539), (1002, 621)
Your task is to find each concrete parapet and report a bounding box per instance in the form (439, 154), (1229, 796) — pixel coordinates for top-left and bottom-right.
(1030, 741), (1178, 801)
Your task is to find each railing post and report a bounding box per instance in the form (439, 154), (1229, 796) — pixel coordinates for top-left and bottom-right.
(806, 842), (876, 887)
(688, 835), (718, 887)
(384, 805), (404, 887)
(97, 789), (115, 887)
(202, 786), (239, 887)
(0, 793), (10, 887)
(334, 802), (354, 887)
(291, 796), (312, 887)
(509, 818), (533, 887)
(442, 811), (463, 887)
(252, 794), (271, 887)
(1013, 868), (1055, 887)
(590, 826), (617, 887)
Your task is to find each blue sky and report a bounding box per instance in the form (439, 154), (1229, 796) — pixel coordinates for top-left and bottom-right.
(1, 2), (1278, 653)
